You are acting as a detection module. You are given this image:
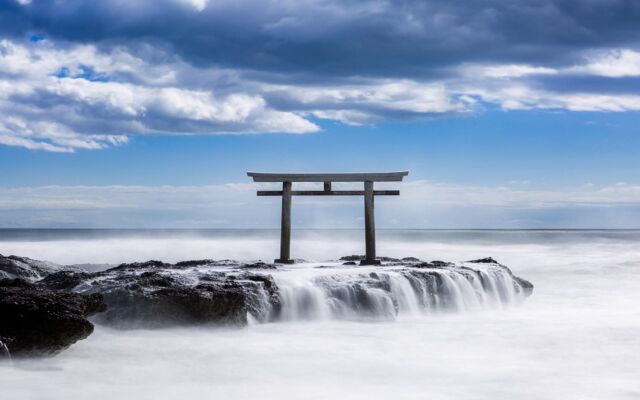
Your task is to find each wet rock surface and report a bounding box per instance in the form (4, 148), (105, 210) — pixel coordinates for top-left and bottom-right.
(0, 278), (105, 357)
(339, 255), (419, 263)
(0, 254), (534, 357)
(36, 260), (283, 328)
(0, 254), (71, 282)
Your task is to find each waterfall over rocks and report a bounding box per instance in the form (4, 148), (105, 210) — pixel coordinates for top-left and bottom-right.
(271, 261), (530, 321)
(0, 339), (11, 360)
(0, 254), (533, 356)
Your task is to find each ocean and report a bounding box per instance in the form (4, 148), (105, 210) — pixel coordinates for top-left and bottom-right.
(1, 229), (639, 399)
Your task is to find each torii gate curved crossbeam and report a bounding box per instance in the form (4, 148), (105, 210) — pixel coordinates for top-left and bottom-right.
(247, 171), (409, 265)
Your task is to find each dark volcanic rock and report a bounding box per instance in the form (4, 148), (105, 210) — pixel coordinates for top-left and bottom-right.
(429, 260), (452, 267)
(174, 259), (217, 267)
(514, 276), (534, 296)
(95, 281), (249, 327)
(339, 255), (365, 261)
(76, 265), (282, 328)
(413, 260), (454, 268)
(106, 260), (172, 272)
(2, 252), (535, 352)
(1, 253), (536, 358)
(174, 259), (243, 268)
(238, 262), (278, 270)
(0, 278), (106, 356)
(339, 255), (403, 262)
(0, 253), (68, 282)
(38, 270), (92, 291)
(468, 257), (499, 264)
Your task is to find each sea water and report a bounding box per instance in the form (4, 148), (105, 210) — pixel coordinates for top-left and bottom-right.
(1, 229), (639, 400)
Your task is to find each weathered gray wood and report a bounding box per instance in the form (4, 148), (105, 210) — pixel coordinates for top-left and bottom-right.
(247, 171), (408, 182)
(249, 170), (408, 264)
(257, 190), (400, 196)
(275, 181), (294, 264)
(362, 181), (379, 265)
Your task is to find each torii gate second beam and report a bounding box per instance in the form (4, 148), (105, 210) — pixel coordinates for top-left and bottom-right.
(247, 171), (409, 265)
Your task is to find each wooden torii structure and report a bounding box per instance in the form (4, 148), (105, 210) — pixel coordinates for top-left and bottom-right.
(247, 171), (409, 265)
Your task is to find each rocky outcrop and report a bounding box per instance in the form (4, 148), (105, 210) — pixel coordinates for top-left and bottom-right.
(0, 253), (534, 357)
(38, 270), (92, 291)
(0, 278), (105, 357)
(339, 255), (421, 263)
(0, 253), (71, 282)
(37, 261), (283, 328)
(468, 257), (499, 264)
(0, 256), (282, 329)
(89, 272), (254, 327)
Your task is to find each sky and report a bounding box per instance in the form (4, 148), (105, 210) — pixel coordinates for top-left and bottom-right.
(0, 0), (639, 228)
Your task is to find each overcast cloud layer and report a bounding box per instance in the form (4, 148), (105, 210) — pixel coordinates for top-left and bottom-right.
(1, 180), (639, 228)
(0, 0), (639, 151)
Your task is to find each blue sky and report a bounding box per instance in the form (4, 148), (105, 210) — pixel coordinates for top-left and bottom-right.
(1, 0), (639, 228)
(3, 110), (640, 187)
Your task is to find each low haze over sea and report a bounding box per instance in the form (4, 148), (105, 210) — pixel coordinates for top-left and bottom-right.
(2, 229), (639, 400)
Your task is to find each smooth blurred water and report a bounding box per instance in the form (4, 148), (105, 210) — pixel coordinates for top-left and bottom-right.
(1, 229), (640, 400)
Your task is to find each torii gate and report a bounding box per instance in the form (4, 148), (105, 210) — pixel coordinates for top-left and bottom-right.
(247, 171), (409, 265)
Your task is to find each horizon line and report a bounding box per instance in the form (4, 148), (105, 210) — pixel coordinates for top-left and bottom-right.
(1, 228), (639, 231)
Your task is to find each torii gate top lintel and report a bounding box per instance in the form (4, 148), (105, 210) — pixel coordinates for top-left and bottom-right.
(247, 171), (409, 182)
(248, 171), (409, 265)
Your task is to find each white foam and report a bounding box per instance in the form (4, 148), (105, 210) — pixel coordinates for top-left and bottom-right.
(1, 230), (640, 400)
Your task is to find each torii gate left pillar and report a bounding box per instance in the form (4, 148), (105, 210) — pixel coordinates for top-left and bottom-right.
(279, 181), (292, 263)
(247, 171), (409, 265)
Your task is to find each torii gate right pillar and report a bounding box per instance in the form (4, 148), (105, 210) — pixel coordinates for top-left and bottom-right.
(275, 181), (294, 264)
(361, 181), (380, 265)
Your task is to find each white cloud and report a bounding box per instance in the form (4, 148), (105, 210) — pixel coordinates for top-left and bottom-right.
(280, 81), (462, 113)
(472, 85), (640, 112)
(454, 48), (640, 111)
(569, 49), (640, 78)
(0, 39), (318, 152)
(176, 0), (209, 11)
(0, 117), (129, 153)
(266, 80), (471, 124)
(1, 38), (639, 152)
(464, 64), (558, 79)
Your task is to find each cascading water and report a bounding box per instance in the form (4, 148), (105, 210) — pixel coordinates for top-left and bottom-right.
(57, 257), (531, 327)
(257, 262), (528, 322)
(0, 340), (10, 360)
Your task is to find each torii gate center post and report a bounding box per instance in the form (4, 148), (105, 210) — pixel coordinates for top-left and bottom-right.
(247, 171), (409, 266)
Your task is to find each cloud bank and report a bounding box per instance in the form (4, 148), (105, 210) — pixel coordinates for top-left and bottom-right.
(0, 0), (639, 151)
(1, 180), (639, 228)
